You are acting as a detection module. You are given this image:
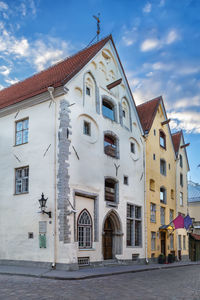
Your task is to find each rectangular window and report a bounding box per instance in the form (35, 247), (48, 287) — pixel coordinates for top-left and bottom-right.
(105, 178), (117, 203)
(150, 203), (156, 223)
(183, 235), (186, 250)
(180, 192), (183, 206)
(170, 209), (174, 223)
(83, 121), (91, 136)
(154, 129), (156, 136)
(178, 235), (182, 250)
(160, 187), (166, 204)
(124, 176), (128, 185)
(130, 142), (135, 154)
(153, 154), (156, 160)
(15, 118), (29, 145)
(15, 166), (29, 194)
(170, 234), (174, 250)
(180, 173), (183, 187)
(160, 207), (165, 225)
(180, 154), (183, 168)
(151, 232), (156, 251)
(126, 204), (142, 247)
(160, 159), (166, 176)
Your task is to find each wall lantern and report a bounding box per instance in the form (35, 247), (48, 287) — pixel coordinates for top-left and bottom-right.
(38, 193), (52, 218)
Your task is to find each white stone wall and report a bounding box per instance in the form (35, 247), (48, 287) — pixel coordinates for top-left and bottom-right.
(0, 40), (145, 266)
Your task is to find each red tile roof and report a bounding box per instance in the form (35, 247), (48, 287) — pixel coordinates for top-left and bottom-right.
(190, 233), (200, 241)
(172, 131), (182, 154)
(136, 96), (162, 133)
(0, 35), (112, 110)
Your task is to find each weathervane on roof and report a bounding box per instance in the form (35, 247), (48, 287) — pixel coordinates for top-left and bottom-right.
(93, 13), (100, 42)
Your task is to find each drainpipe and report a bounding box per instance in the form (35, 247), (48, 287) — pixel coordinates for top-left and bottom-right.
(48, 86), (57, 269)
(143, 135), (148, 264)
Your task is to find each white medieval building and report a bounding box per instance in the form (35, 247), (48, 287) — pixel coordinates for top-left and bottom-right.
(0, 35), (145, 269)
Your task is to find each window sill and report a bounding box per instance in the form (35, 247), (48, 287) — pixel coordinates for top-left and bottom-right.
(106, 201), (118, 208)
(126, 245), (142, 248)
(78, 248), (95, 251)
(14, 192), (29, 196)
(13, 142), (28, 147)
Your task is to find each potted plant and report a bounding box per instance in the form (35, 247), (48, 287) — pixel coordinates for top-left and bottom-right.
(158, 253), (165, 264)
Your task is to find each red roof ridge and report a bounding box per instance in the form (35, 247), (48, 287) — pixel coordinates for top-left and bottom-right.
(0, 35), (112, 109)
(137, 96), (162, 108)
(0, 35), (111, 95)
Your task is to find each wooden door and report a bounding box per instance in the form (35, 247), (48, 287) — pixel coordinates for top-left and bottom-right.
(103, 218), (113, 260)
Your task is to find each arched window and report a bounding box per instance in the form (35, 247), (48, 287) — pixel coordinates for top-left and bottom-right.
(150, 179), (155, 191)
(78, 210), (92, 248)
(159, 130), (166, 149)
(102, 98), (115, 121)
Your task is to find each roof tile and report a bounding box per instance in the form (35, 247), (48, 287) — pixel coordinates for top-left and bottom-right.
(0, 35), (111, 110)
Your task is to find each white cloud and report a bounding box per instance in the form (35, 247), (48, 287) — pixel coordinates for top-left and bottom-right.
(172, 96), (200, 109)
(5, 77), (19, 85)
(141, 38), (160, 51)
(141, 29), (179, 52)
(168, 111), (200, 133)
(143, 2), (152, 13)
(166, 30), (179, 44)
(159, 0), (165, 7)
(0, 65), (10, 76)
(0, 1), (8, 10)
(29, 0), (36, 15)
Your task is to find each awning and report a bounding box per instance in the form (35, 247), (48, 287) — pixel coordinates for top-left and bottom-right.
(159, 224), (174, 231)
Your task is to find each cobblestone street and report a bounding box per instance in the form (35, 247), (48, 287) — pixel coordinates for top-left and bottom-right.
(0, 265), (200, 300)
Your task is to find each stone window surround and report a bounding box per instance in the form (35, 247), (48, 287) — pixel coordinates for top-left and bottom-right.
(73, 189), (99, 243)
(103, 130), (120, 159)
(104, 176), (119, 207)
(101, 95), (118, 123)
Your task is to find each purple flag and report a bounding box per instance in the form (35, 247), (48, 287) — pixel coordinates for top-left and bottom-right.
(184, 215), (193, 230)
(173, 215), (184, 229)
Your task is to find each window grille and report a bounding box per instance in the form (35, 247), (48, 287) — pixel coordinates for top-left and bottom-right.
(15, 166), (29, 194)
(78, 210), (92, 249)
(78, 257), (90, 266)
(16, 118), (29, 145)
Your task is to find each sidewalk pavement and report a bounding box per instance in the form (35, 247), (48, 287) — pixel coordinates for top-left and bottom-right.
(0, 261), (199, 280)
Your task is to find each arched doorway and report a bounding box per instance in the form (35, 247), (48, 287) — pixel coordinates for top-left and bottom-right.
(102, 210), (123, 260)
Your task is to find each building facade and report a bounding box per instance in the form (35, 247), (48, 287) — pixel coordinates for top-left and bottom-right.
(137, 97), (177, 261)
(172, 131), (190, 261)
(0, 36), (145, 269)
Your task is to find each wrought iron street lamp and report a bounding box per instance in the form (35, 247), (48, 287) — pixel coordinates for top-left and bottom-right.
(38, 193), (52, 218)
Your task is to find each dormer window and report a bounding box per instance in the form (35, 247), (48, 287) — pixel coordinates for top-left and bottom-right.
(159, 130), (166, 149)
(102, 99), (115, 121)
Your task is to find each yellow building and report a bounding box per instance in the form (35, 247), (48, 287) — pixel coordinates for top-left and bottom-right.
(172, 131), (190, 261)
(137, 97), (177, 261)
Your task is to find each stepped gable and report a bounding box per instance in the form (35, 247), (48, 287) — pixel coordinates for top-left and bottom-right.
(136, 96), (162, 133)
(0, 35), (111, 110)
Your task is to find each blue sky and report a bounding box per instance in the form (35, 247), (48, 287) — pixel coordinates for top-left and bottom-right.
(0, 0), (199, 182)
